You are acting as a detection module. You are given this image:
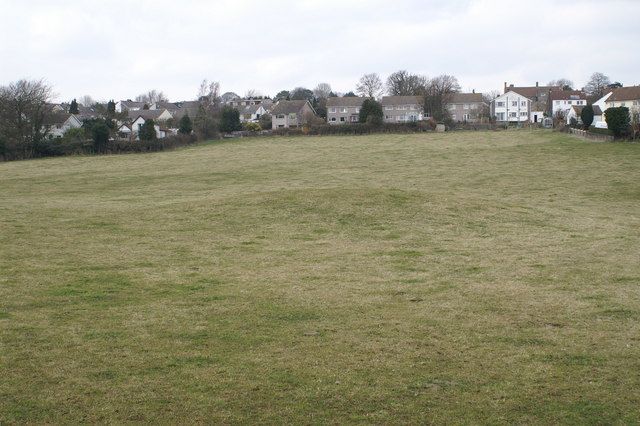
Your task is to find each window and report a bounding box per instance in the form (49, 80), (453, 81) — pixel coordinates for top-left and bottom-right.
(471, 104), (477, 109)
(276, 114), (285, 119)
(289, 113), (296, 120)
(463, 104), (469, 110)
(340, 108), (347, 113)
(385, 106), (393, 110)
(521, 101), (526, 107)
(340, 117), (345, 122)
(497, 102), (505, 107)
(512, 101), (518, 107)
(451, 114), (457, 120)
(510, 112), (517, 118)
(329, 108), (336, 113)
(355, 108), (360, 113)
(555, 100), (560, 105)
(330, 117), (336, 122)
(621, 102), (626, 107)
(497, 112), (505, 121)
(410, 105), (416, 110)
(520, 111), (527, 116)
(350, 116), (358, 122)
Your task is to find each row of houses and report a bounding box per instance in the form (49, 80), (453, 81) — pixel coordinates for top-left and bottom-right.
(44, 83), (640, 137)
(491, 82), (640, 128)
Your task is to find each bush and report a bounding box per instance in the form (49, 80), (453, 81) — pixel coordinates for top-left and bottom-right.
(243, 122), (261, 132)
(605, 107), (631, 138)
(259, 114), (272, 130)
(139, 119), (157, 141)
(178, 114), (193, 135)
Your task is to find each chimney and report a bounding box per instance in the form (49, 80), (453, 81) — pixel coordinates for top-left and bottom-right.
(504, 82), (507, 92)
(536, 81), (539, 87)
(472, 89), (475, 94)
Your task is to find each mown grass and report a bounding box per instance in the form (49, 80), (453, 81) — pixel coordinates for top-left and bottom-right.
(1, 130), (639, 424)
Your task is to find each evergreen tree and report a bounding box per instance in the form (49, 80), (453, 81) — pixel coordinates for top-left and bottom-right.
(139, 119), (157, 141)
(358, 99), (384, 125)
(580, 105), (594, 129)
(178, 114), (193, 135)
(107, 100), (116, 115)
(69, 99), (79, 114)
(219, 107), (242, 133)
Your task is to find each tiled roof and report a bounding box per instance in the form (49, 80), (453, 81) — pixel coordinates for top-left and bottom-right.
(549, 90), (587, 101)
(381, 96), (424, 106)
(608, 86), (640, 102)
(271, 100), (309, 115)
(449, 93), (483, 104)
(326, 97), (368, 107)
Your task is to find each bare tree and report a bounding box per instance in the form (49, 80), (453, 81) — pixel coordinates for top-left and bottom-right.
(78, 95), (95, 107)
(386, 70), (427, 96)
(547, 78), (574, 90)
(424, 75), (460, 122)
(584, 72), (611, 100)
(194, 79), (221, 138)
(136, 89), (168, 104)
(356, 73), (383, 98)
(0, 79), (53, 160)
(245, 89), (261, 98)
(313, 83), (333, 100)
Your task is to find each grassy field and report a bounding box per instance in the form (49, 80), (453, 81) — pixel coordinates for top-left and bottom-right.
(1, 130), (639, 424)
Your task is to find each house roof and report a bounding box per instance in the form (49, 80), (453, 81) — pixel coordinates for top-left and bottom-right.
(550, 90), (587, 101)
(326, 96), (368, 107)
(449, 93), (483, 104)
(608, 86), (640, 102)
(154, 101), (179, 111)
(43, 113), (76, 126)
(127, 109), (169, 121)
(507, 85), (560, 99)
(381, 96), (424, 105)
(271, 100), (311, 115)
(592, 105), (603, 115)
(235, 104), (263, 114)
(119, 100), (146, 108)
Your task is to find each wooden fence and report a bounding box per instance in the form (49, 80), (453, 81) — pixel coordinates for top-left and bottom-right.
(569, 128), (614, 142)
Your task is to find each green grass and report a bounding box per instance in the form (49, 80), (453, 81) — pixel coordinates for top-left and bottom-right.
(1, 130), (639, 423)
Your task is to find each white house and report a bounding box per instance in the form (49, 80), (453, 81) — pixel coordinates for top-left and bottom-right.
(236, 104), (268, 123)
(43, 113), (83, 138)
(550, 91), (588, 118)
(592, 92), (613, 128)
(131, 116), (166, 139)
(491, 91), (532, 123)
(115, 100), (146, 113)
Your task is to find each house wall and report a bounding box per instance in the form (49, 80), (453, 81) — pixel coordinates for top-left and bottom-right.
(47, 117), (82, 138)
(492, 92), (531, 122)
(272, 103), (315, 129)
(382, 103), (423, 123)
(551, 98), (587, 116)
(447, 102), (484, 123)
(327, 106), (361, 124)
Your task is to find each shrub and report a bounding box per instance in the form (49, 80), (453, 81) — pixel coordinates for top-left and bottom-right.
(178, 114), (192, 135)
(243, 122), (261, 132)
(219, 107), (242, 133)
(605, 107), (631, 138)
(259, 114), (272, 130)
(139, 119), (157, 141)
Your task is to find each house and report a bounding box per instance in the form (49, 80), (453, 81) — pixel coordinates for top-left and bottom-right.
(326, 97), (367, 124)
(565, 105), (584, 126)
(592, 92), (613, 128)
(605, 86), (640, 117)
(381, 96), (424, 123)
(271, 100), (316, 129)
(126, 108), (173, 123)
(173, 101), (201, 121)
(115, 100), (146, 113)
(150, 101), (180, 114)
(446, 92), (487, 123)
(235, 104), (268, 123)
(491, 91), (532, 123)
(130, 115), (166, 139)
(43, 113), (83, 138)
(226, 97), (273, 109)
(504, 82), (560, 114)
(550, 90), (588, 118)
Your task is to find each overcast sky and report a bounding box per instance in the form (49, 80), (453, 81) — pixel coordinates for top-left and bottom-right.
(1, 0), (638, 102)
